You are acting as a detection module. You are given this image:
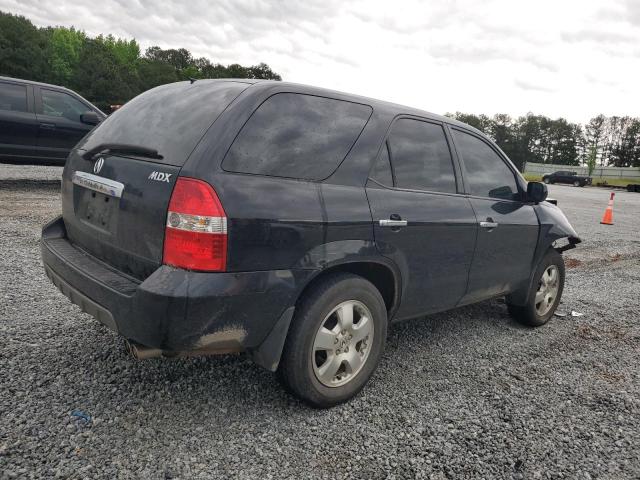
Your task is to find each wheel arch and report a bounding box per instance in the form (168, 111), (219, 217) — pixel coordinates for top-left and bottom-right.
(249, 259), (401, 372)
(296, 260), (401, 319)
(508, 201), (581, 306)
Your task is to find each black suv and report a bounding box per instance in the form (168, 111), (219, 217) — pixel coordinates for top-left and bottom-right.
(0, 76), (105, 165)
(41, 80), (581, 407)
(542, 170), (592, 187)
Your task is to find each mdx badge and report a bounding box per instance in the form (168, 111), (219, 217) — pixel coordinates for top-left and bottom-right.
(149, 171), (172, 182)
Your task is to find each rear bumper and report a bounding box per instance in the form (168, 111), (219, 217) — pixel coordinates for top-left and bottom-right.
(41, 216), (311, 357)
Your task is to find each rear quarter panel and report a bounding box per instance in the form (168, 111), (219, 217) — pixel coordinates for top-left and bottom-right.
(180, 83), (394, 274)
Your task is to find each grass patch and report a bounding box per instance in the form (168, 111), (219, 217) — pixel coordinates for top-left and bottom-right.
(591, 177), (639, 187)
(523, 173), (542, 182)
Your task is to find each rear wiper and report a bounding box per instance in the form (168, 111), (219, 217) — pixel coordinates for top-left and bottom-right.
(82, 143), (163, 161)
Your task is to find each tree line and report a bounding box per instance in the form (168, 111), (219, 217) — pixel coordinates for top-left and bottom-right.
(0, 11), (281, 112)
(446, 112), (640, 172)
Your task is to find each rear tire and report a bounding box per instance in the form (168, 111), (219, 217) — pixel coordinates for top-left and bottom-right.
(507, 248), (565, 327)
(543, 178), (550, 184)
(278, 273), (387, 408)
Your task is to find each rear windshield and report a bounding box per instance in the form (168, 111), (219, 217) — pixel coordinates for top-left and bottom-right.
(78, 81), (248, 165)
(222, 93), (372, 180)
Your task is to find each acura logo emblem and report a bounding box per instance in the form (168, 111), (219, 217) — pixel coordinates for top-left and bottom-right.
(94, 157), (104, 174)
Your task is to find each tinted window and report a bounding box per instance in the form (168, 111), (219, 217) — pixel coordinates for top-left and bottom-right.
(41, 89), (88, 122)
(0, 83), (27, 112)
(453, 130), (518, 200)
(387, 119), (456, 193)
(81, 81), (247, 166)
(223, 93), (372, 180)
(369, 142), (393, 186)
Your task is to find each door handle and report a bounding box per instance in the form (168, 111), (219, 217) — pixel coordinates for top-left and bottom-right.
(379, 219), (408, 227)
(39, 123), (56, 130)
(480, 220), (499, 229)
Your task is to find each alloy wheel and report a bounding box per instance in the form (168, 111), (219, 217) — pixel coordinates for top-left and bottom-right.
(311, 300), (374, 387)
(535, 265), (559, 316)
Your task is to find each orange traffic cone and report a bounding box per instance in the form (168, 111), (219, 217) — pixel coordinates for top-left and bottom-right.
(600, 192), (615, 225)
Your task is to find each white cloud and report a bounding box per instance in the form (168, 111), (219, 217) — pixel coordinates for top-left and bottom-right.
(1, 0), (638, 122)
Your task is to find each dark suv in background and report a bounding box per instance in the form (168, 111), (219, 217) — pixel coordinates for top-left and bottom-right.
(41, 80), (581, 407)
(542, 170), (592, 187)
(0, 76), (105, 165)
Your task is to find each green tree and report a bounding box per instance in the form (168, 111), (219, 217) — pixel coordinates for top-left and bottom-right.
(447, 112), (492, 133)
(586, 145), (597, 176)
(102, 35), (140, 67)
(248, 62), (282, 80)
(585, 115), (606, 165)
(44, 26), (85, 85)
(0, 12), (48, 80)
(70, 38), (135, 111)
(612, 118), (640, 167)
(488, 114), (521, 168)
(514, 114), (545, 166)
(0, 10), (282, 111)
(136, 58), (179, 92)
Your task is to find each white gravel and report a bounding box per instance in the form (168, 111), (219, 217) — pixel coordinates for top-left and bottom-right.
(1, 168), (639, 479)
(0, 164), (63, 182)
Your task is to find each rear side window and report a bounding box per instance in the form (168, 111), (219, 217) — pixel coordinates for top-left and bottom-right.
(0, 82), (27, 112)
(453, 129), (518, 200)
(369, 142), (393, 186)
(41, 89), (88, 122)
(80, 81), (247, 166)
(223, 93), (372, 180)
(387, 119), (457, 193)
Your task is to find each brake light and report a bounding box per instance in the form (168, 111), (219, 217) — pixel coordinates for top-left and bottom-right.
(163, 177), (227, 271)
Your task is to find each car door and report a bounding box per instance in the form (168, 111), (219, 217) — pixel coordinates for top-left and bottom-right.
(556, 171), (566, 183)
(366, 117), (477, 319)
(0, 80), (38, 161)
(563, 171), (575, 183)
(35, 87), (95, 161)
(450, 127), (539, 304)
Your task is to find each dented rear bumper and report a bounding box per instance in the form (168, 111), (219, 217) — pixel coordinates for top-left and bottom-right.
(41, 216), (309, 360)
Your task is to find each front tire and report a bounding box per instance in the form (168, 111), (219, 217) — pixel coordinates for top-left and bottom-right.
(543, 177), (550, 184)
(507, 248), (565, 327)
(278, 273), (387, 408)
(573, 180), (581, 187)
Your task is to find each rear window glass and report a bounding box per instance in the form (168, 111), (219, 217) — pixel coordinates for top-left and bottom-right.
(223, 93), (372, 180)
(388, 119), (457, 193)
(79, 81), (247, 165)
(0, 82), (27, 112)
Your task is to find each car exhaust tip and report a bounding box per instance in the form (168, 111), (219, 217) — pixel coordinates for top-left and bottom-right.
(126, 341), (163, 360)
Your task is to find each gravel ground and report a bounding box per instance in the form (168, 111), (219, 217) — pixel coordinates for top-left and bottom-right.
(1, 167), (639, 479)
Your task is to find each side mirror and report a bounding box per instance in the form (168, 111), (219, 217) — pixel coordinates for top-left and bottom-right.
(80, 111), (100, 126)
(527, 181), (548, 204)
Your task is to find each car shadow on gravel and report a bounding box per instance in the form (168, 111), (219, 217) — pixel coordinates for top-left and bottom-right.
(42, 298), (528, 418)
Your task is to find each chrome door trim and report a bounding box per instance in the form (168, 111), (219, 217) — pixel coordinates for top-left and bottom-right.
(379, 219), (408, 227)
(479, 221), (499, 229)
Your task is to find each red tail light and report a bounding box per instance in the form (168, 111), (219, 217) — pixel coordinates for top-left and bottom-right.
(163, 177), (227, 271)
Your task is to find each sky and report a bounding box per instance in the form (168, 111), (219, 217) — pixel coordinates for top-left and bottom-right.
(2, 0), (639, 123)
